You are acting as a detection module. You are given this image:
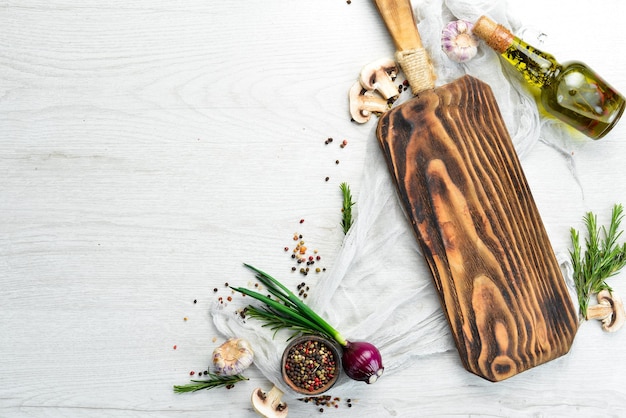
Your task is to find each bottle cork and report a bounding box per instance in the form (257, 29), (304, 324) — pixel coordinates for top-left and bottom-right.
(473, 15), (514, 54)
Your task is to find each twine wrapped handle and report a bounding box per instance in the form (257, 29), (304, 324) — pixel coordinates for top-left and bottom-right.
(373, 0), (436, 94)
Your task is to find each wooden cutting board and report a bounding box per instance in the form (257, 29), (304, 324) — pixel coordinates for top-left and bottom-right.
(373, 0), (578, 382)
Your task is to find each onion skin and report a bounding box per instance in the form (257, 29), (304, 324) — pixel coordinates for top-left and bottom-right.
(341, 341), (384, 384)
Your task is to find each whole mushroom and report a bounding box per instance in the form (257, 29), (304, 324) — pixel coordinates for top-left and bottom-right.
(359, 58), (400, 99)
(586, 290), (625, 332)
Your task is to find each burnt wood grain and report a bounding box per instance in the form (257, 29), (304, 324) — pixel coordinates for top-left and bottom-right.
(377, 75), (579, 382)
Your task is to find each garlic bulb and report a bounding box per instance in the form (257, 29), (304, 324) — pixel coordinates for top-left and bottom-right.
(212, 338), (254, 376)
(441, 20), (479, 63)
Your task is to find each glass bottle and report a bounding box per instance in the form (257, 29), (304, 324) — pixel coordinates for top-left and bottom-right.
(473, 15), (625, 139)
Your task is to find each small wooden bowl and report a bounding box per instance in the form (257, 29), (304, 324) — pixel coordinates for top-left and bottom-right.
(281, 334), (341, 395)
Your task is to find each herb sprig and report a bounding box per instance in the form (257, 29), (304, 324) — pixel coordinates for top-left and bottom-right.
(340, 182), (355, 235)
(173, 373), (248, 393)
(570, 204), (626, 318)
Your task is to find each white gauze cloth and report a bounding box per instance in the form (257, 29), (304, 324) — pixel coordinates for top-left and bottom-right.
(212, 0), (576, 399)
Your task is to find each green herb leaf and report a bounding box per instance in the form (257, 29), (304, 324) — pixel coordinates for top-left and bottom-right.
(340, 182), (355, 235)
(570, 204), (626, 318)
(173, 373), (248, 393)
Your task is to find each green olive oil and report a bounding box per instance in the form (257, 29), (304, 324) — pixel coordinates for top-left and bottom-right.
(474, 16), (625, 139)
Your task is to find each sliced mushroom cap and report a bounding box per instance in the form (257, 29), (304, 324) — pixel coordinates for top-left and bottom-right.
(349, 81), (390, 124)
(586, 290), (625, 332)
(359, 58), (399, 100)
(251, 386), (288, 418)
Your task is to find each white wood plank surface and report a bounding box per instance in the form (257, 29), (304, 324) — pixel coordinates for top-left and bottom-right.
(2, 0), (626, 416)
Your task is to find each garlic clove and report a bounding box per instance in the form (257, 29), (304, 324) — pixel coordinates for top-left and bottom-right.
(441, 20), (479, 63)
(212, 338), (254, 376)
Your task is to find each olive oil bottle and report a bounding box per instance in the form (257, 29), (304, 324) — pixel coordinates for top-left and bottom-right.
(473, 15), (625, 139)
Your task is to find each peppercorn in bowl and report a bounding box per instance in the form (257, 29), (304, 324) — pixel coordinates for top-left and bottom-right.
(281, 335), (341, 395)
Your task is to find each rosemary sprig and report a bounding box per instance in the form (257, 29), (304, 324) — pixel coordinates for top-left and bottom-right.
(570, 204), (626, 318)
(245, 305), (316, 339)
(173, 373), (248, 393)
(340, 182), (355, 235)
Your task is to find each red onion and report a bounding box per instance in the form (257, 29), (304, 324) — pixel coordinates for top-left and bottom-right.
(341, 341), (384, 384)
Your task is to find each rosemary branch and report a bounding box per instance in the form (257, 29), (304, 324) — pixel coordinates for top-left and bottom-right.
(245, 305), (320, 340)
(570, 204), (626, 318)
(340, 182), (355, 235)
(173, 373), (248, 393)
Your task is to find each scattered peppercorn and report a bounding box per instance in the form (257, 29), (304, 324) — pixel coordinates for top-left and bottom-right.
(286, 232), (326, 275)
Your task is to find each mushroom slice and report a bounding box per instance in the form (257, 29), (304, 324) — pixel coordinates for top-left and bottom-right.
(359, 58), (399, 100)
(212, 338), (254, 375)
(251, 385), (288, 418)
(586, 290), (625, 332)
(349, 81), (390, 124)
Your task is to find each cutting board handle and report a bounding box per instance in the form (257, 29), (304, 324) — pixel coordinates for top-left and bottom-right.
(372, 0), (435, 93)
(372, 0), (422, 51)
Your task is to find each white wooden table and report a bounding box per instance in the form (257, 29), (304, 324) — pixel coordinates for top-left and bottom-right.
(2, 0), (626, 416)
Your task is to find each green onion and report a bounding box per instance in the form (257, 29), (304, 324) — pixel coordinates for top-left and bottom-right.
(231, 264), (346, 346)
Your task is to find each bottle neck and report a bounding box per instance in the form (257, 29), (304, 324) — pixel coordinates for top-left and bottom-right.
(474, 17), (560, 89)
(502, 36), (561, 88)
